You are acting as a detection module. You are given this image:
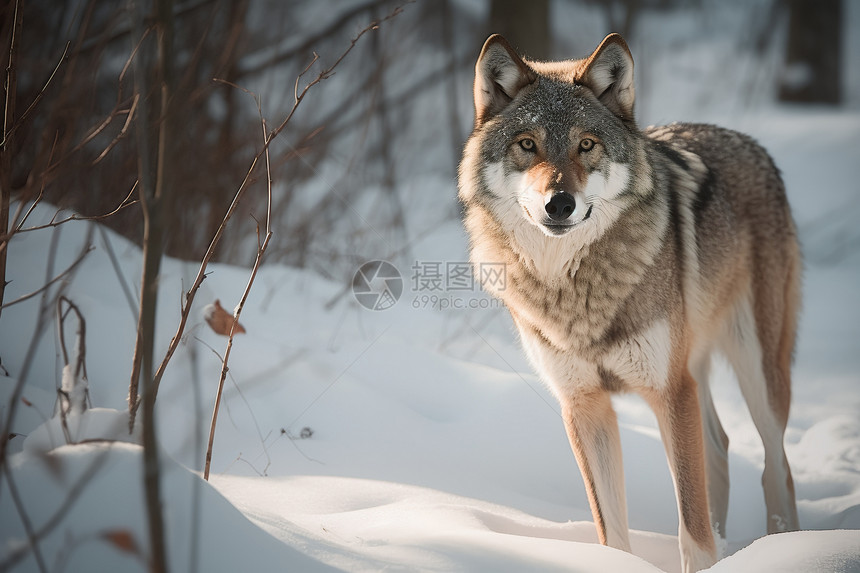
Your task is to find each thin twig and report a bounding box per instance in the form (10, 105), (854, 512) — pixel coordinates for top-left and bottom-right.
(55, 295), (90, 443)
(235, 0), (393, 79)
(194, 336), (272, 475)
(277, 427), (324, 465)
(56, 296), (90, 403)
(38, 25), (150, 178)
(2, 464), (49, 573)
(1, 246), (94, 309)
(40, 100), (134, 177)
(92, 94), (140, 165)
(8, 133), (59, 232)
(204, 88), (274, 481)
(2, 42), (70, 146)
(97, 225), (139, 320)
(1, 182), (138, 241)
(119, 26), (151, 85)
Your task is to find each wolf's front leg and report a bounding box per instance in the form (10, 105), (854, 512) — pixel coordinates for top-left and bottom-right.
(644, 374), (718, 573)
(561, 390), (631, 552)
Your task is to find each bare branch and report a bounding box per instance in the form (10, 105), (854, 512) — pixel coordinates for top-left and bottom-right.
(211, 77), (254, 96)
(203, 87), (274, 481)
(34, 25), (147, 185)
(71, 0), (213, 57)
(0, 132), (59, 257)
(1, 245), (94, 309)
(45, 97), (138, 174)
(235, 0), (393, 79)
(2, 464), (49, 573)
(98, 225), (139, 320)
(56, 295), (91, 445)
(269, 4), (407, 145)
(194, 336), (273, 476)
(1, 182), (138, 242)
(57, 295), (90, 392)
(92, 94), (140, 165)
(2, 42), (70, 147)
(120, 26), (151, 86)
(294, 53), (320, 104)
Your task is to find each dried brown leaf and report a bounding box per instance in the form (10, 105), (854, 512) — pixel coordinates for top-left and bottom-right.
(203, 299), (246, 336)
(101, 529), (140, 555)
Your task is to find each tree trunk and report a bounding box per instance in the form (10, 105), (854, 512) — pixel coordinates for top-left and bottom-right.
(488, 0), (550, 60)
(128, 0), (174, 570)
(779, 0), (841, 104)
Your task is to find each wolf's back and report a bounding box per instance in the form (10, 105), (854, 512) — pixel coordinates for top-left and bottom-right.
(647, 122), (799, 277)
(647, 123), (793, 226)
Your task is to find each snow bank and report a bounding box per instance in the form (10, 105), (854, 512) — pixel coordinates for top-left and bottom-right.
(706, 530), (860, 573)
(1, 441), (336, 572)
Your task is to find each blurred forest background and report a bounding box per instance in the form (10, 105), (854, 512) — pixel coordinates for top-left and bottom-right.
(0, 5), (856, 570)
(2, 0), (854, 283)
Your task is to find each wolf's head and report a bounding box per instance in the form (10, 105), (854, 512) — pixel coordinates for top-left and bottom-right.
(460, 34), (644, 241)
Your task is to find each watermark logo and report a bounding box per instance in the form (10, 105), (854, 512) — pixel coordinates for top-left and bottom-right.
(353, 260), (506, 311)
(352, 260), (403, 311)
(478, 262), (506, 292)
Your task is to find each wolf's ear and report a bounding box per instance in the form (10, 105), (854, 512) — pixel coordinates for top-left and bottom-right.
(578, 34), (635, 122)
(473, 35), (536, 125)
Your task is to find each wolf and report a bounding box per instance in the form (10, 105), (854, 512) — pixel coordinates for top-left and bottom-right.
(458, 33), (801, 572)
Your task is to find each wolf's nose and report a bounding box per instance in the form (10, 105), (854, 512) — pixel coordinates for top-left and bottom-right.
(545, 192), (576, 222)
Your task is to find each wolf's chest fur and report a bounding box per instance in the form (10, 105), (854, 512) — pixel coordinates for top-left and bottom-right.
(498, 198), (679, 390)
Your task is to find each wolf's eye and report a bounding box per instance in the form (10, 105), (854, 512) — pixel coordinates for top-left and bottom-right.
(519, 138), (536, 152)
(579, 138), (595, 152)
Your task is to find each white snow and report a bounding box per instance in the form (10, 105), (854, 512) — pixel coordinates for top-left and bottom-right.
(2, 2), (860, 572)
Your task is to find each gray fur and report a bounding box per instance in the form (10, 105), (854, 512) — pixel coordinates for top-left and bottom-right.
(459, 33), (801, 572)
